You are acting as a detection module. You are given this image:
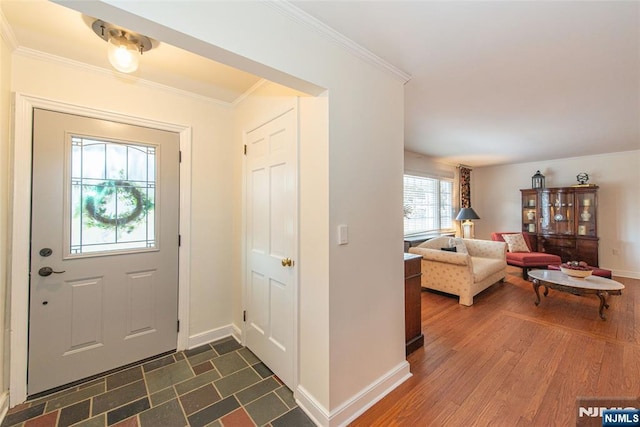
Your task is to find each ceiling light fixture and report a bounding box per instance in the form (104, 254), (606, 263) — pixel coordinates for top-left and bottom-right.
(92, 19), (152, 73)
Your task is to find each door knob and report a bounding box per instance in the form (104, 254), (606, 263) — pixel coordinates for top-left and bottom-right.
(38, 267), (66, 277)
(281, 258), (294, 267)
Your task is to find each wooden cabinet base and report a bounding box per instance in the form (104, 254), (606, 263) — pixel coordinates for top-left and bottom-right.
(404, 254), (424, 355)
(405, 333), (424, 355)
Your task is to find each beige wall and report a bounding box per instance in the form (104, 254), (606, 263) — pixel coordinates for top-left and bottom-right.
(1, 12), (12, 416)
(474, 150), (640, 278)
(10, 53), (237, 338)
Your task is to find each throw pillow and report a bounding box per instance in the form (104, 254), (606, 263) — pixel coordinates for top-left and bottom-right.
(441, 247), (457, 252)
(448, 238), (468, 254)
(502, 233), (530, 252)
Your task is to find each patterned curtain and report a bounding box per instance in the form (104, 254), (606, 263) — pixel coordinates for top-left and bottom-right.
(459, 166), (472, 208)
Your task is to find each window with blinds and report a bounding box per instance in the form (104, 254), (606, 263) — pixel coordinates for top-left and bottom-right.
(403, 174), (454, 236)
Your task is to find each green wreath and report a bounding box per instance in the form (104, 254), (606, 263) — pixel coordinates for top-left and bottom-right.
(84, 180), (152, 230)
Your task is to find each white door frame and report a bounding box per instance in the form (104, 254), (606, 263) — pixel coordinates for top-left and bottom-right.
(9, 93), (192, 406)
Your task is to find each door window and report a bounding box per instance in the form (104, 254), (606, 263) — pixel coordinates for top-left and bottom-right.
(68, 135), (157, 256)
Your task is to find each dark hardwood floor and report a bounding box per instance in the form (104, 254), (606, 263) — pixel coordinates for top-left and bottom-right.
(351, 266), (639, 426)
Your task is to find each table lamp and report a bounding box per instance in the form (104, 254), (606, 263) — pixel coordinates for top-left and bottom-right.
(456, 207), (480, 239)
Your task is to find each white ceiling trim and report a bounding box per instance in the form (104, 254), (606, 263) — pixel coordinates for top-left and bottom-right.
(269, 1), (412, 84)
(0, 9), (18, 50)
(13, 46), (236, 108)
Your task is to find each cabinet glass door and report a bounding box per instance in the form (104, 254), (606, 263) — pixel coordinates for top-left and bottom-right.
(521, 190), (537, 233)
(576, 192), (596, 236)
(540, 190), (574, 235)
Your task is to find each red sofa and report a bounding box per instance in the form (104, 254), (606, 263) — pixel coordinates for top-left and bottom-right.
(491, 232), (561, 279)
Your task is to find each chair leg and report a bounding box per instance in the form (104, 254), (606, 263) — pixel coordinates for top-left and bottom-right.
(459, 294), (473, 306)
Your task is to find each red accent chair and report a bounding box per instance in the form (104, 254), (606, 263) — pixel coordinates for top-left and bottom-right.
(491, 232), (561, 279)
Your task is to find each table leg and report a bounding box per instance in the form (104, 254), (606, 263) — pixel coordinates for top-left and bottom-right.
(533, 279), (542, 306)
(597, 291), (608, 320)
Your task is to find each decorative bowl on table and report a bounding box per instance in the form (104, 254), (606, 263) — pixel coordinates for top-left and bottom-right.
(560, 261), (593, 278)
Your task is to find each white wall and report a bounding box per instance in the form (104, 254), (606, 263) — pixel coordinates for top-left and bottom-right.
(0, 1), (409, 423)
(10, 53), (237, 339)
(0, 11), (12, 418)
(474, 150), (640, 278)
(62, 1), (409, 423)
(404, 150), (456, 179)
(327, 73), (405, 415)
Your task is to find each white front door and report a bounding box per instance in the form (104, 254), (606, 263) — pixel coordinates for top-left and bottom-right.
(245, 108), (297, 390)
(28, 109), (180, 395)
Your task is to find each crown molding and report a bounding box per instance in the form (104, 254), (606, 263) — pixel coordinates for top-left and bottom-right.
(232, 78), (269, 107)
(0, 9), (18, 50)
(266, 1), (412, 84)
(13, 46), (235, 108)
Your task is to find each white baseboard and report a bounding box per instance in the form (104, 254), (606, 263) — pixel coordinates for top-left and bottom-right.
(0, 391), (9, 426)
(295, 385), (330, 426)
(295, 360), (412, 427)
(611, 269), (639, 279)
(187, 324), (240, 349)
(231, 323), (243, 343)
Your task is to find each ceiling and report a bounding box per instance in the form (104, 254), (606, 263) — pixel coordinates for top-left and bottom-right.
(3, 1), (639, 167)
(292, 1), (640, 167)
(1, 0), (263, 103)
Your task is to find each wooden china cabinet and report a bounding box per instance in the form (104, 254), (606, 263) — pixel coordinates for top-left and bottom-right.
(520, 186), (599, 266)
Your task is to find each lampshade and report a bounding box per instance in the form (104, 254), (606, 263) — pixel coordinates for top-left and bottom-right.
(455, 207), (480, 221)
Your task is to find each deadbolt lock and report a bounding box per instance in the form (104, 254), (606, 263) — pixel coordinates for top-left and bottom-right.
(39, 248), (53, 257)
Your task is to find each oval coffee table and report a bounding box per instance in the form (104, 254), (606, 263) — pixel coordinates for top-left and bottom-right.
(528, 269), (624, 320)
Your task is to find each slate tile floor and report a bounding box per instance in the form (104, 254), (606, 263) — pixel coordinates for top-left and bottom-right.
(2, 337), (315, 427)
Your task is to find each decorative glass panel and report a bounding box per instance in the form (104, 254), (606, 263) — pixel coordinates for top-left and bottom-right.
(70, 136), (156, 255)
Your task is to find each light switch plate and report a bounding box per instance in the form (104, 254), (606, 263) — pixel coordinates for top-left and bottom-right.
(338, 225), (348, 245)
